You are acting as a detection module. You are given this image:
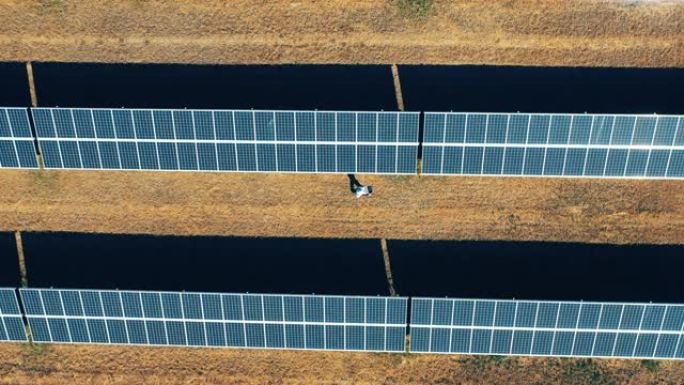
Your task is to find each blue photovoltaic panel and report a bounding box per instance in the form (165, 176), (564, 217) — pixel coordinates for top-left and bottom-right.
(31, 108), (419, 175)
(0, 108), (38, 169)
(423, 112), (684, 179)
(410, 297), (684, 360)
(0, 288), (28, 342)
(19, 288), (407, 352)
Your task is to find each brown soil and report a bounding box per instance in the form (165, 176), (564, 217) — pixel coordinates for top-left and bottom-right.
(1, 169), (683, 243)
(1, 343), (683, 385)
(0, 0), (682, 67)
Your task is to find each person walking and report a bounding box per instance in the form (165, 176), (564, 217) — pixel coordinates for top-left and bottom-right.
(347, 174), (373, 198)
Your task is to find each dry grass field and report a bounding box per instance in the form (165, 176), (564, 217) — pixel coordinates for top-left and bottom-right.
(0, 0), (681, 66)
(1, 169), (684, 243)
(1, 343), (684, 385)
(1, 1), (684, 384)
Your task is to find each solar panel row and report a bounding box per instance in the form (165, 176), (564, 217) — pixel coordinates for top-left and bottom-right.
(410, 298), (684, 359)
(8, 289), (684, 360)
(31, 108), (420, 174)
(423, 113), (684, 178)
(0, 108), (39, 169)
(0, 288), (28, 342)
(19, 289), (408, 352)
(5, 107), (684, 178)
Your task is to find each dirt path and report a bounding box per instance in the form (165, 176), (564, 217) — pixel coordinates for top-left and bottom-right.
(1, 169), (683, 243)
(0, 0), (682, 66)
(1, 343), (683, 385)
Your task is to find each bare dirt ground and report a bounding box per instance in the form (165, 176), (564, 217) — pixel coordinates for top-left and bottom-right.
(0, 0), (682, 67)
(1, 169), (683, 243)
(1, 343), (683, 385)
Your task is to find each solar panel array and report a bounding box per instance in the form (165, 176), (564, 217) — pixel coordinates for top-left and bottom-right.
(0, 288), (28, 342)
(31, 108), (420, 174)
(10, 289), (684, 360)
(9, 108), (684, 179)
(0, 108), (38, 169)
(423, 113), (684, 179)
(19, 288), (408, 352)
(410, 298), (684, 359)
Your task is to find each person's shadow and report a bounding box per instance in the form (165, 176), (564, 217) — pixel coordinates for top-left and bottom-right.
(347, 174), (361, 193)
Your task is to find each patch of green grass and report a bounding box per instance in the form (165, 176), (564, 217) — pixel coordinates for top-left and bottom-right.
(392, 175), (414, 183)
(20, 342), (55, 375)
(21, 340), (50, 357)
(641, 359), (659, 373)
(563, 359), (615, 385)
(37, 0), (65, 13)
(490, 355), (507, 365)
(396, 0), (433, 18)
(30, 168), (58, 188)
(459, 355), (508, 371)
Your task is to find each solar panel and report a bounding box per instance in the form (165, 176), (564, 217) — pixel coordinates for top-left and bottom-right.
(19, 288), (408, 352)
(423, 113), (684, 179)
(0, 108), (39, 169)
(31, 108), (420, 175)
(410, 297), (684, 359)
(0, 288), (28, 342)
